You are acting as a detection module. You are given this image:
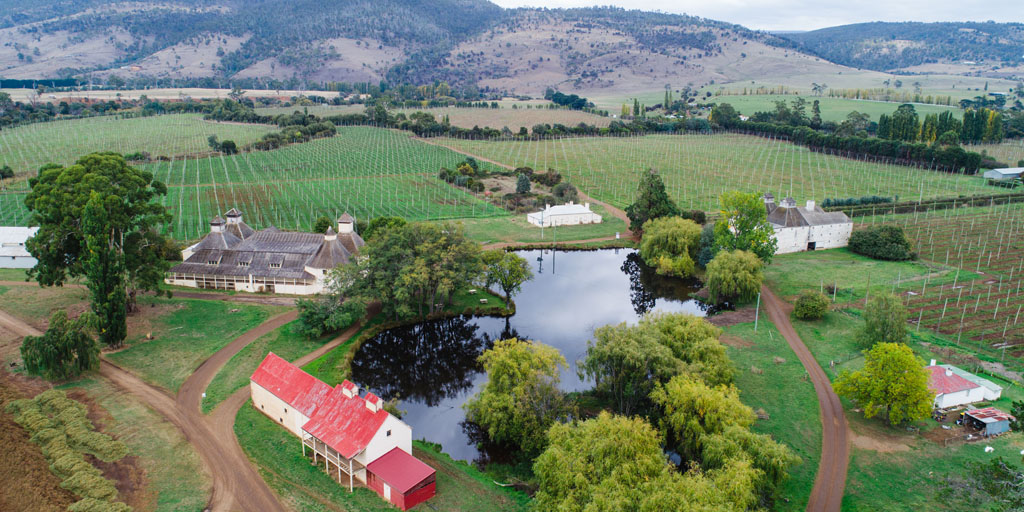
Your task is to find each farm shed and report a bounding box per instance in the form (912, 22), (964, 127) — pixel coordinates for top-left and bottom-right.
(366, 447), (437, 510)
(249, 354), (434, 507)
(934, 362), (1002, 401)
(965, 407), (1015, 436)
(0, 227), (38, 269)
(927, 363), (987, 409)
(983, 168), (1023, 181)
(763, 194), (852, 254)
(527, 201), (602, 227)
(167, 210), (363, 295)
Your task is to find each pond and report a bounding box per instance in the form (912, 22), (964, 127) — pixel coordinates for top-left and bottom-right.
(349, 249), (715, 462)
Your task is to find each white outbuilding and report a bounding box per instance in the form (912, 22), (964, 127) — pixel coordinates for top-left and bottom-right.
(927, 362), (992, 409)
(764, 194), (852, 254)
(983, 168), (1023, 181)
(527, 201), (602, 227)
(0, 227), (39, 269)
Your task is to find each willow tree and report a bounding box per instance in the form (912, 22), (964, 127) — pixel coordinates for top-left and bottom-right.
(25, 152), (172, 347)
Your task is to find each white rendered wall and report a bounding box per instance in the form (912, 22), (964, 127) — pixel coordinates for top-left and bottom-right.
(250, 381), (311, 437)
(808, 223), (853, 250)
(526, 212), (602, 228)
(0, 255), (37, 269)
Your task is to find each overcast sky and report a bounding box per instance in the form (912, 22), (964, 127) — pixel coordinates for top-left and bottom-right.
(489, 0), (1021, 32)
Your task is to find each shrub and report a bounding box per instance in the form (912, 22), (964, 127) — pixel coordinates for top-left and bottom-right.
(639, 217), (702, 278)
(516, 173), (531, 194)
(61, 470), (119, 501)
(706, 250), (763, 304)
(794, 291), (830, 320)
(551, 182), (578, 203)
(848, 225), (914, 261)
(680, 209), (707, 225)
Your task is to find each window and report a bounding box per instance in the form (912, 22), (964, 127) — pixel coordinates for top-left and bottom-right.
(386, 429), (392, 437)
(261, 404), (264, 410)
(270, 263), (281, 269)
(238, 261), (249, 267)
(279, 418), (283, 423)
(284, 408), (288, 413)
(207, 260), (218, 265)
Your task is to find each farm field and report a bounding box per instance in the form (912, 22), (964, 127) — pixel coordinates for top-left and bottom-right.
(970, 140), (1024, 166)
(0, 126), (508, 240)
(857, 202), (1024, 355)
(0, 114), (275, 177)
(255, 105), (612, 131)
(437, 133), (1004, 212)
(706, 95), (961, 123)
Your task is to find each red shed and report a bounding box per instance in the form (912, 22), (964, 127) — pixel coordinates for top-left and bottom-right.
(365, 447), (436, 510)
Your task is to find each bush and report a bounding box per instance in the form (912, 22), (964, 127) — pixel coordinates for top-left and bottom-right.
(639, 217), (702, 278)
(0, 164), (14, 179)
(705, 250), (763, 304)
(794, 291), (830, 320)
(680, 209), (707, 225)
(551, 182), (579, 203)
(848, 225), (914, 261)
(516, 173), (531, 194)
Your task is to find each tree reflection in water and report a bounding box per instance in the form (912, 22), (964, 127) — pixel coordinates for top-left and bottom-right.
(350, 315), (524, 407)
(620, 252), (709, 315)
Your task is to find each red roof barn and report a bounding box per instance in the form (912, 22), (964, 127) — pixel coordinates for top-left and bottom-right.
(366, 447), (437, 511)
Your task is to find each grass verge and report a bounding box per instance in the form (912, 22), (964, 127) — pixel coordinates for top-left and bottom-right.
(459, 202), (626, 245)
(106, 298), (283, 392)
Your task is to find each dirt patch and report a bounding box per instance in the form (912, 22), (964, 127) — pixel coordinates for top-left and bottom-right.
(719, 334), (754, 348)
(850, 432), (911, 453)
(126, 301), (181, 341)
(707, 305), (757, 328)
(0, 377), (76, 512)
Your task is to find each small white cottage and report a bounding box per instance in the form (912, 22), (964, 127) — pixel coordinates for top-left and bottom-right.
(764, 194), (852, 254)
(0, 227), (38, 269)
(527, 202), (602, 227)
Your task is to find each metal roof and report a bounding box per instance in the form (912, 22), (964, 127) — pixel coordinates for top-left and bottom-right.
(939, 365), (1003, 394)
(251, 352), (333, 418)
(301, 385), (389, 459)
(966, 407), (1015, 423)
(366, 447), (435, 493)
(927, 366), (980, 395)
(767, 201), (851, 228)
(528, 202), (595, 217)
(0, 227), (37, 258)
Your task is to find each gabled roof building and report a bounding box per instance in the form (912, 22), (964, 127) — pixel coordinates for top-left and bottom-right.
(763, 194), (853, 254)
(0, 226), (38, 269)
(250, 353), (435, 510)
(167, 210), (364, 295)
(926, 361), (994, 409)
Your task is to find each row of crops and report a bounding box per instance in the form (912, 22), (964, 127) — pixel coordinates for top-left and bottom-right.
(0, 114), (275, 179)
(856, 201), (1024, 359)
(439, 133), (1011, 212)
(0, 124), (506, 240)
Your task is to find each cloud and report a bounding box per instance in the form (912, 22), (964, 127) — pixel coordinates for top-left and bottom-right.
(489, 0), (1022, 31)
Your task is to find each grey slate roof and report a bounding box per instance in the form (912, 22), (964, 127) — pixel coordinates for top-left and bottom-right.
(170, 211), (363, 280)
(766, 197), (850, 228)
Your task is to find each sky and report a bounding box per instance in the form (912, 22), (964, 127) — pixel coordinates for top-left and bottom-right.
(489, 0), (1021, 32)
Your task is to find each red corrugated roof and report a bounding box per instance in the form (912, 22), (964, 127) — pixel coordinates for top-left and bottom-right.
(967, 407), (1015, 422)
(366, 447), (436, 494)
(301, 385), (388, 459)
(250, 352), (333, 417)
(926, 366), (980, 395)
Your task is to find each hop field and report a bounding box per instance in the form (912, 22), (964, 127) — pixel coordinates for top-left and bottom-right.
(0, 114), (276, 177)
(858, 201), (1024, 359)
(0, 126), (507, 240)
(438, 133), (1004, 212)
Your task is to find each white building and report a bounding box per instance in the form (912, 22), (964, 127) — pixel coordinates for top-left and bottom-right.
(764, 194), (853, 254)
(927, 362), (991, 409)
(983, 168), (1023, 181)
(527, 201), (602, 228)
(166, 209), (363, 295)
(250, 353), (417, 489)
(0, 227), (39, 269)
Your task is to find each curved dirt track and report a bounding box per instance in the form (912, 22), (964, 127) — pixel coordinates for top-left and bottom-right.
(0, 306), (293, 512)
(760, 287), (848, 512)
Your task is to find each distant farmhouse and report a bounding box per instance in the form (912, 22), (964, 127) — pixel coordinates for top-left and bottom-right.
(926, 360), (1003, 409)
(983, 167), (1023, 182)
(251, 353), (436, 510)
(166, 209), (363, 295)
(0, 227), (38, 269)
(763, 194), (853, 254)
(527, 201), (602, 227)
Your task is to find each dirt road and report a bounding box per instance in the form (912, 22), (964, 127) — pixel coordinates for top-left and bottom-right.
(760, 287), (848, 512)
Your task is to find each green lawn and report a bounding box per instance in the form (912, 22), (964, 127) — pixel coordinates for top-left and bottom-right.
(723, 321), (821, 511)
(0, 280), (90, 328)
(105, 298), (283, 392)
(202, 320), (327, 413)
(65, 378), (211, 512)
(707, 95), (961, 123)
(459, 202), (627, 245)
(765, 248), (979, 304)
(0, 268), (29, 281)
(235, 403), (529, 512)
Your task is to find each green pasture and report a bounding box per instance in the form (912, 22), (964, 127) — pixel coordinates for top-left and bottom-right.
(724, 321), (820, 511)
(255, 105), (610, 131)
(707, 95), (961, 123)
(438, 133), (1002, 212)
(105, 298), (284, 392)
(0, 114), (274, 178)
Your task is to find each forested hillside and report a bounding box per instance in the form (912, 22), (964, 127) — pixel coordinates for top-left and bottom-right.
(0, 0), (836, 94)
(781, 22), (1024, 71)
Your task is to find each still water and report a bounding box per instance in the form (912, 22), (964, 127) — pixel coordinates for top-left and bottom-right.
(350, 249), (712, 462)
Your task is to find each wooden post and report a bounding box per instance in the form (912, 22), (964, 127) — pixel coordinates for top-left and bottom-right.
(349, 458), (354, 493)
(754, 293), (761, 332)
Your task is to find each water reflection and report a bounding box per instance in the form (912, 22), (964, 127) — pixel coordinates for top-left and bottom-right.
(349, 249), (709, 462)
